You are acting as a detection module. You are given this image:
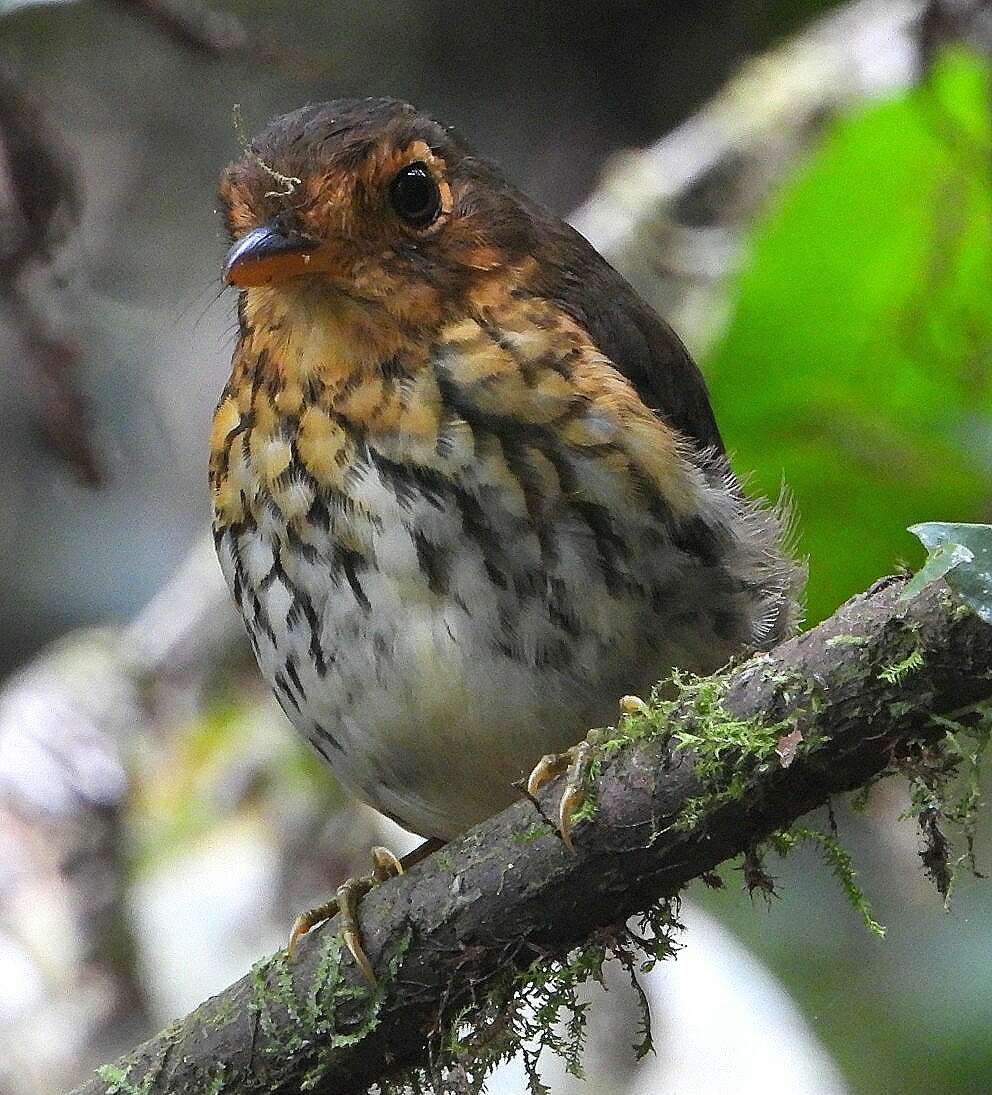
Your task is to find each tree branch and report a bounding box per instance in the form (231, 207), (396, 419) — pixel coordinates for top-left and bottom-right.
(70, 575), (992, 1094)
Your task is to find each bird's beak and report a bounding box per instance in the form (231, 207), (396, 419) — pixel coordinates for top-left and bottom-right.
(223, 222), (321, 288)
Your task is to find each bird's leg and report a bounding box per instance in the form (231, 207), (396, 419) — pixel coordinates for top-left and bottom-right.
(399, 835), (446, 870)
(286, 845), (403, 984)
(527, 733), (601, 852)
(286, 838), (446, 981)
(527, 695), (649, 851)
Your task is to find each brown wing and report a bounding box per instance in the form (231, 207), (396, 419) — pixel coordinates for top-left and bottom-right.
(533, 215), (725, 456)
(572, 285), (725, 455)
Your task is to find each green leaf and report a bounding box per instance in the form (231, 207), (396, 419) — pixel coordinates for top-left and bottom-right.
(905, 522), (992, 623)
(704, 48), (992, 623)
(900, 541), (974, 603)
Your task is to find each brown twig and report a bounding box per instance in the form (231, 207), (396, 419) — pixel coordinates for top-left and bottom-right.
(104, 0), (249, 58)
(0, 62), (104, 484)
(103, 0), (331, 79)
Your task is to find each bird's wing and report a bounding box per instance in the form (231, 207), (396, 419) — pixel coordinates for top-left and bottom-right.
(577, 294), (726, 456)
(540, 219), (725, 456)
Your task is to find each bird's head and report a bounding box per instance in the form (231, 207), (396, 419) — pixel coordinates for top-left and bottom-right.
(219, 98), (546, 336)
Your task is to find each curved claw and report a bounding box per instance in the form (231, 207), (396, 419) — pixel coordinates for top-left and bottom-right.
(288, 899), (339, 961)
(526, 730), (602, 852)
(285, 845), (406, 981)
(558, 784), (585, 853)
(527, 752), (569, 798)
(371, 846), (404, 881)
(559, 735), (598, 853)
(620, 694), (649, 716)
(336, 878), (377, 986)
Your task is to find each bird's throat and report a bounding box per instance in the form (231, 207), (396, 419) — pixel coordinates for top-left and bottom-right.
(211, 283), (697, 538)
(242, 283), (419, 384)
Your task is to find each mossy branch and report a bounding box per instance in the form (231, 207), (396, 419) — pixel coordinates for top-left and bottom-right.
(70, 575), (992, 1095)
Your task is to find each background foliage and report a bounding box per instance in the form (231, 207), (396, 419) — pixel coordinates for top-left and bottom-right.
(709, 47), (992, 623)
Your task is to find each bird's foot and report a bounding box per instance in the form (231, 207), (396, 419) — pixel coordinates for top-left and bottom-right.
(528, 729), (601, 851)
(527, 695), (649, 851)
(287, 845), (403, 985)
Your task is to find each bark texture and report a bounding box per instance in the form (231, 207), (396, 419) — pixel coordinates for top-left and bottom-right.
(71, 575), (992, 1094)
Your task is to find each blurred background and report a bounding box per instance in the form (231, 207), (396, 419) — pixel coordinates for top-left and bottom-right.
(0, 0), (990, 1091)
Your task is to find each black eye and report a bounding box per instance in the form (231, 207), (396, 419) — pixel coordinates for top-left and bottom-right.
(389, 162), (441, 228)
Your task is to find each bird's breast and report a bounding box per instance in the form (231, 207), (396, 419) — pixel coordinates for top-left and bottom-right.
(210, 308), (794, 836)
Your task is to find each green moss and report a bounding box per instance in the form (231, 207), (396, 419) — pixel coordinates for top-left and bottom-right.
(513, 822), (552, 845)
(95, 1064), (148, 1095)
(533, 670), (807, 842)
(897, 703), (991, 902)
(568, 794), (599, 826)
(593, 669), (808, 824)
(381, 900), (684, 1095)
(204, 1067), (228, 1095)
(243, 925), (411, 1089)
(92, 1024), (187, 1094)
(205, 993), (239, 1031)
(879, 647), (925, 685)
(770, 825), (886, 936)
(626, 669), (803, 828)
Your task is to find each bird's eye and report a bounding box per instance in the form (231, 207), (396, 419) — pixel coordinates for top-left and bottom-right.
(389, 162), (442, 228)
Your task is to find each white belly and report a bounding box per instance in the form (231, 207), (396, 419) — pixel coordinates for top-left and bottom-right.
(216, 440), (781, 839)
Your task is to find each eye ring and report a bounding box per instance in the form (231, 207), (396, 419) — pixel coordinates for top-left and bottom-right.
(389, 161), (442, 229)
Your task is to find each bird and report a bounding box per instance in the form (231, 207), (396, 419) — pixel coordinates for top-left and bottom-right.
(211, 97), (802, 982)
